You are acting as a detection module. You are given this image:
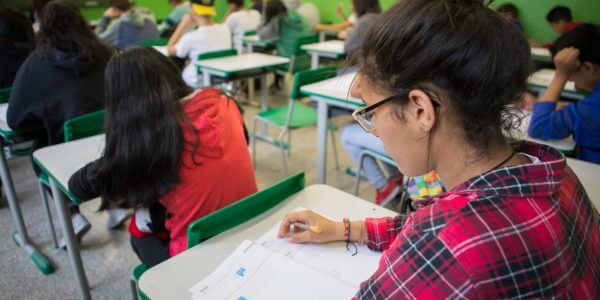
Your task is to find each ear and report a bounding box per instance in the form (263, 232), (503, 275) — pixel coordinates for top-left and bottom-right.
(580, 61), (595, 77)
(349, 74), (362, 100)
(407, 90), (437, 132)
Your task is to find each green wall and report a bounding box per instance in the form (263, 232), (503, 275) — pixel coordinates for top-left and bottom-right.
(80, 0), (599, 43)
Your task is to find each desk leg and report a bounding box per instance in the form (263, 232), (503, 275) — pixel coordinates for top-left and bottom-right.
(0, 139), (54, 275)
(49, 180), (91, 300)
(310, 53), (319, 70)
(316, 99), (329, 184)
(319, 31), (326, 42)
(260, 74), (269, 135)
(202, 70), (211, 88)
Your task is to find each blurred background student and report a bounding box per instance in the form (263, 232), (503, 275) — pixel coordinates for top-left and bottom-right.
(258, 0), (311, 58)
(157, 0), (189, 38)
(223, 0), (260, 54)
(95, 0), (158, 48)
(341, 0), (381, 54)
(497, 3), (522, 32)
(7, 0), (128, 246)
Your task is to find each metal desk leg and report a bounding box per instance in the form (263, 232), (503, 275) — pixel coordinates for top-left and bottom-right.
(316, 99), (329, 184)
(260, 73), (269, 112)
(310, 53), (319, 70)
(49, 180), (91, 300)
(0, 139), (54, 275)
(202, 70), (211, 88)
(319, 31), (326, 42)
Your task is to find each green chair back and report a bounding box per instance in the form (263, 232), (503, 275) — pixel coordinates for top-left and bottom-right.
(63, 109), (105, 142)
(187, 172), (305, 248)
(244, 30), (257, 36)
(292, 34), (319, 57)
(290, 66), (337, 100)
(138, 38), (169, 46)
(0, 87), (10, 104)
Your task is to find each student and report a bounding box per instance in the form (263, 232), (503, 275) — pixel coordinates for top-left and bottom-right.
(95, 0), (159, 48)
(68, 46), (258, 267)
(251, 0), (263, 13)
(0, 8), (35, 89)
(167, 0), (231, 88)
(257, 0), (311, 58)
(314, 3), (356, 32)
(7, 0), (129, 245)
(283, 0), (320, 28)
(497, 3), (522, 32)
(529, 24), (600, 164)
(279, 0), (600, 298)
(223, 0), (261, 54)
(157, 0), (190, 37)
(340, 0), (381, 54)
(546, 6), (580, 36)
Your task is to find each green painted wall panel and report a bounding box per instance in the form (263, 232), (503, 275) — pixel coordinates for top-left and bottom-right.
(79, 0), (599, 44)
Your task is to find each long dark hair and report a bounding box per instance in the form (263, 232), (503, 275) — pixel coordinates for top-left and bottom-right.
(95, 46), (193, 209)
(0, 8), (35, 54)
(265, 0), (287, 24)
(354, 0), (530, 154)
(36, 0), (112, 63)
(353, 0), (381, 18)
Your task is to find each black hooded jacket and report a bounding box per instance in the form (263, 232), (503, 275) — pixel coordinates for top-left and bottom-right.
(7, 46), (105, 149)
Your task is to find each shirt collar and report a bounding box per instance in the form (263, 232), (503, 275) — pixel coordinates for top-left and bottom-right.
(452, 141), (567, 199)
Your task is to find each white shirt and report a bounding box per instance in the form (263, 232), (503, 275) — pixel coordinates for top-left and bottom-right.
(224, 9), (261, 53)
(297, 3), (321, 28)
(348, 13), (357, 25)
(175, 24), (232, 88)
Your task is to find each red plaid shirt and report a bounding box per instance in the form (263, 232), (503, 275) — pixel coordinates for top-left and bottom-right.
(357, 142), (600, 299)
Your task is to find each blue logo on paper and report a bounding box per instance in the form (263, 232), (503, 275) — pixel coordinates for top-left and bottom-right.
(238, 297), (248, 300)
(236, 267), (246, 277)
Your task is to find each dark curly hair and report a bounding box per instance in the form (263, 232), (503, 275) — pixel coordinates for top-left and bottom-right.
(353, 0), (530, 154)
(36, 0), (113, 64)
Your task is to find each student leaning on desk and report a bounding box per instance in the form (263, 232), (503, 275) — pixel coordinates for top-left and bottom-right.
(279, 0), (600, 298)
(528, 24), (600, 164)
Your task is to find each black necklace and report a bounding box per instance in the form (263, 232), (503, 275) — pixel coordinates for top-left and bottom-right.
(486, 150), (516, 174)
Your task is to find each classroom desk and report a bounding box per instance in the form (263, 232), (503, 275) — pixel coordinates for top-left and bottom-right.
(152, 46), (169, 57)
(300, 72), (361, 184)
(195, 53), (290, 112)
(241, 35), (276, 53)
(301, 40), (346, 69)
(527, 68), (588, 100)
(32, 134), (105, 300)
(301, 72), (578, 184)
(531, 47), (552, 63)
(0, 104), (54, 275)
(138, 184), (396, 299)
(317, 29), (340, 42)
(567, 158), (600, 212)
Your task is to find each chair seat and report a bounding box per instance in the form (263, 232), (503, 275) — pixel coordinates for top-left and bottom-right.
(257, 103), (317, 128)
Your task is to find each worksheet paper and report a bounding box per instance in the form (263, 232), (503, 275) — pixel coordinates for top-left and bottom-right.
(189, 209), (383, 299)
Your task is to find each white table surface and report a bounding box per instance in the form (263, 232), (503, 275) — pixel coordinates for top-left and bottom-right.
(300, 71), (361, 107)
(139, 184), (396, 299)
(567, 158), (600, 211)
(195, 53), (289, 74)
(32, 134), (104, 192)
(0, 103), (10, 131)
(301, 40), (346, 55)
(153, 46), (169, 57)
(531, 47), (551, 60)
(528, 69), (577, 92)
(242, 35), (276, 46)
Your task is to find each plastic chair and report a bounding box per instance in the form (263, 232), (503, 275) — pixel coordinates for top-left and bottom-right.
(252, 66), (340, 176)
(0, 87), (10, 104)
(354, 148), (410, 210)
(271, 34), (318, 75)
(38, 109), (106, 248)
(138, 38), (169, 46)
(130, 172), (306, 299)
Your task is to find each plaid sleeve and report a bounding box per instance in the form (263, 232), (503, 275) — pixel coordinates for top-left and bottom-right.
(365, 215), (408, 251)
(355, 231), (476, 299)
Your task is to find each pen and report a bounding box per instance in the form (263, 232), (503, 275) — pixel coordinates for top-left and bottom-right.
(291, 222), (323, 233)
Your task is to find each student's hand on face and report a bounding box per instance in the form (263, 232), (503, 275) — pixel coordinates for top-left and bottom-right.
(337, 30), (347, 40)
(554, 47), (581, 78)
(278, 210), (344, 244)
(103, 7), (121, 18)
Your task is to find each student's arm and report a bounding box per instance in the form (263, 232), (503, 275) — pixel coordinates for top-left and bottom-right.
(167, 13), (194, 56)
(528, 48), (581, 139)
(68, 159), (102, 200)
(257, 17), (281, 40)
(314, 21), (352, 32)
(95, 7), (122, 45)
(336, 4), (347, 21)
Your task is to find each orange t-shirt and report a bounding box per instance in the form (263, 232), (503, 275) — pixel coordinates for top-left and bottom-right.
(160, 88), (257, 256)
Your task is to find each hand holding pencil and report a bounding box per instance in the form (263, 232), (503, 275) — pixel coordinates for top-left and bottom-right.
(278, 210), (345, 243)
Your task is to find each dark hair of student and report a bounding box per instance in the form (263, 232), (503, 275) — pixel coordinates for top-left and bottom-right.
(546, 6), (572, 23)
(352, 0), (382, 18)
(551, 23), (600, 65)
(264, 0), (287, 24)
(109, 0), (132, 11)
(95, 46), (194, 209)
(0, 8), (35, 54)
(32, 0), (53, 20)
(36, 1), (113, 64)
(351, 0), (530, 154)
(228, 0), (245, 8)
(497, 3), (518, 19)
